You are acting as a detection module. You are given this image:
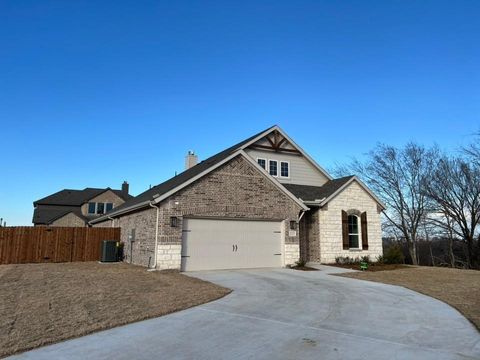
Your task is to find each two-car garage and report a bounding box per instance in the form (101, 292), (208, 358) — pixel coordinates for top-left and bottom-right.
(181, 218), (283, 271)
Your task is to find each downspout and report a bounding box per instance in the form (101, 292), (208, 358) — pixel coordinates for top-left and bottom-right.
(149, 202), (160, 270)
(107, 216), (115, 228)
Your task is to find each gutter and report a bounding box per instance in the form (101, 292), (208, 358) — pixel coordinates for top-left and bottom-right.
(148, 202), (160, 270)
(107, 216), (115, 228)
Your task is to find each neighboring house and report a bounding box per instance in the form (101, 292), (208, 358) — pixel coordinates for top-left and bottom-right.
(33, 182), (133, 227)
(91, 126), (385, 270)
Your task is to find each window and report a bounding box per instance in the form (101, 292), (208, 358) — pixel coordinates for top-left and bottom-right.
(348, 215), (360, 248)
(105, 203), (113, 212)
(280, 161), (289, 177)
(257, 158), (266, 170)
(289, 220), (297, 230)
(269, 160), (278, 176)
(88, 202), (96, 214)
(96, 202), (105, 215)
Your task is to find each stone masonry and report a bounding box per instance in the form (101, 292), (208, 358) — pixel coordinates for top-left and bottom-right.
(317, 180), (383, 263)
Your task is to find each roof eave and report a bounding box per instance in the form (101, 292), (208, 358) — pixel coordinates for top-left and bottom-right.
(238, 125), (333, 181)
(319, 176), (387, 210)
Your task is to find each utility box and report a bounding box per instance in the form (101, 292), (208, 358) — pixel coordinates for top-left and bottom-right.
(101, 240), (118, 262)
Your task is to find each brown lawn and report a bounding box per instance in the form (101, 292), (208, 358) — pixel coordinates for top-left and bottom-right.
(0, 262), (231, 358)
(338, 266), (480, 330)
(329, 263), (410, 272)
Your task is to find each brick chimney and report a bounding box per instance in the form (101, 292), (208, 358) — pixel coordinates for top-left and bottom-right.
(121, 181), (129, 195)
(185, 151), (198, 170)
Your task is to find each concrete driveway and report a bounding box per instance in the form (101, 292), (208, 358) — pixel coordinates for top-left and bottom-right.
(10, 267), (480, 360)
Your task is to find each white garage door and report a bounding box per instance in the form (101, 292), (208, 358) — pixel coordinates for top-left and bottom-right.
(181, 218), (283, 271)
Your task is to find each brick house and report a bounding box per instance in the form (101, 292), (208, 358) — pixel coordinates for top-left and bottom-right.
(91, 126), (385, 270)
(33, 182), (133, 226)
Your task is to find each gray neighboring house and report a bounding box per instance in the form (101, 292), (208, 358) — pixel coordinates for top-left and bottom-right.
(33, 182), (133, 227)
(91, 126), (385, 270)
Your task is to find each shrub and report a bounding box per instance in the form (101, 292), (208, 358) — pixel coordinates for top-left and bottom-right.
(295, 259), (306, 268)
(376, 255), (385, 264)
(383, 244), (405, 264)
(335, 256), (360, 265)
(360, 255), (371, 264)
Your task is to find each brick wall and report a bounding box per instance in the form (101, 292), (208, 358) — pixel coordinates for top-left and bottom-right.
(51, 212), (86, 227)
(299, 208), (320, 262)
(96, 154), (303, 269)
(318, 181), (383, 263)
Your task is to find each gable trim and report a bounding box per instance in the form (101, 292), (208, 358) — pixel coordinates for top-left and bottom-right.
(239, 126), (333, 181)
(319, 176), (386, 210)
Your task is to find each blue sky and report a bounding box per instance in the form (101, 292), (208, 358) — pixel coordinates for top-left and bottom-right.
(1, 1), (479, 225)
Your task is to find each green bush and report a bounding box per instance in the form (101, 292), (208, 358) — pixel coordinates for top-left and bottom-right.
(295, 259), (306, 267)
(383, 244), (405, 264)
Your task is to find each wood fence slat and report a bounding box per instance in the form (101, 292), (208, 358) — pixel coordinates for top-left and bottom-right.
(0, 227), (120, 264)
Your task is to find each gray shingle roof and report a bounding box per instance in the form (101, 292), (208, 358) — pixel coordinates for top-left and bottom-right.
(283, 176), (355, 202)
(32, 205), (89, 225)
(34, 188), (133, 206)
(100, 126), (276, 218)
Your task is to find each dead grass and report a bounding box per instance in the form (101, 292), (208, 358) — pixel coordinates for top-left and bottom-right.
(0, 262), (231, 358)
(338, 266), (480, 330)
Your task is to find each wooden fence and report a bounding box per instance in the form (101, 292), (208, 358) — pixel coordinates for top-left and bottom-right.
(0, 227), (120, 264)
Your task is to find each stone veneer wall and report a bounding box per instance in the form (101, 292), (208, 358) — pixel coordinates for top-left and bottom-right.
(318, 181), (383, 263)
(95, 154), (303, 269)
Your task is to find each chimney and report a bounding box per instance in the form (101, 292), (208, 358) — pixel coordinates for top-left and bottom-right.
(185, 150), (198, 170)
(122, 181), (129, 195)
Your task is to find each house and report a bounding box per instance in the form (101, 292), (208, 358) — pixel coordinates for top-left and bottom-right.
(33, 182), (133, 227)
(91, 126), (385, 270)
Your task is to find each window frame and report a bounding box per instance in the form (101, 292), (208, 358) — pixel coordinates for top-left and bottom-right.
(105, 203), (114, 212)
(88, 202), (96, 214)
(268, 159), (278, 177)
(257, 158), (267, 170)
(96, 202), (105, 215)
(347, 214), (362, 249)
(280, 161), (290, 178)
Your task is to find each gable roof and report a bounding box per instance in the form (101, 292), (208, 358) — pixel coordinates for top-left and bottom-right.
(34, 188), (132, 207)
(91, 126), (312, 222)
(32, 205), (88, 225)
(283, 176), (354, 202)
(284, 176), (386, 209)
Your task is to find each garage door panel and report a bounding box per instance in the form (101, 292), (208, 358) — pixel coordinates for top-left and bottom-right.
(181, 218), (282, 271)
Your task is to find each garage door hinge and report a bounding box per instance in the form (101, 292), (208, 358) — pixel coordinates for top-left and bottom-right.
(181, 256), (190, 258)
(273, 231), (281, 233)
(274, 253), (282, 256)
(182, 230), (191, 232)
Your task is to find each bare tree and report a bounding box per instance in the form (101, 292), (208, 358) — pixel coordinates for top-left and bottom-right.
(335, 143), (438, 265)
(463, 131), (480, 166)
(423, 155), (480, 268)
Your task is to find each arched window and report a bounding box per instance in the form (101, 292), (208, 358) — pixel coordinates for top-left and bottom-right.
(348, 215), (360, 248)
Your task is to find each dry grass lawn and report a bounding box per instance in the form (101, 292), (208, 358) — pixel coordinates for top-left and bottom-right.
(0, 262), (231, 358)
(339, 266), (480, 330)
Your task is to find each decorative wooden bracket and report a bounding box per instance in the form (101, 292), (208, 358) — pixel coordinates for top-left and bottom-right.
(250, 130), (300, 153)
